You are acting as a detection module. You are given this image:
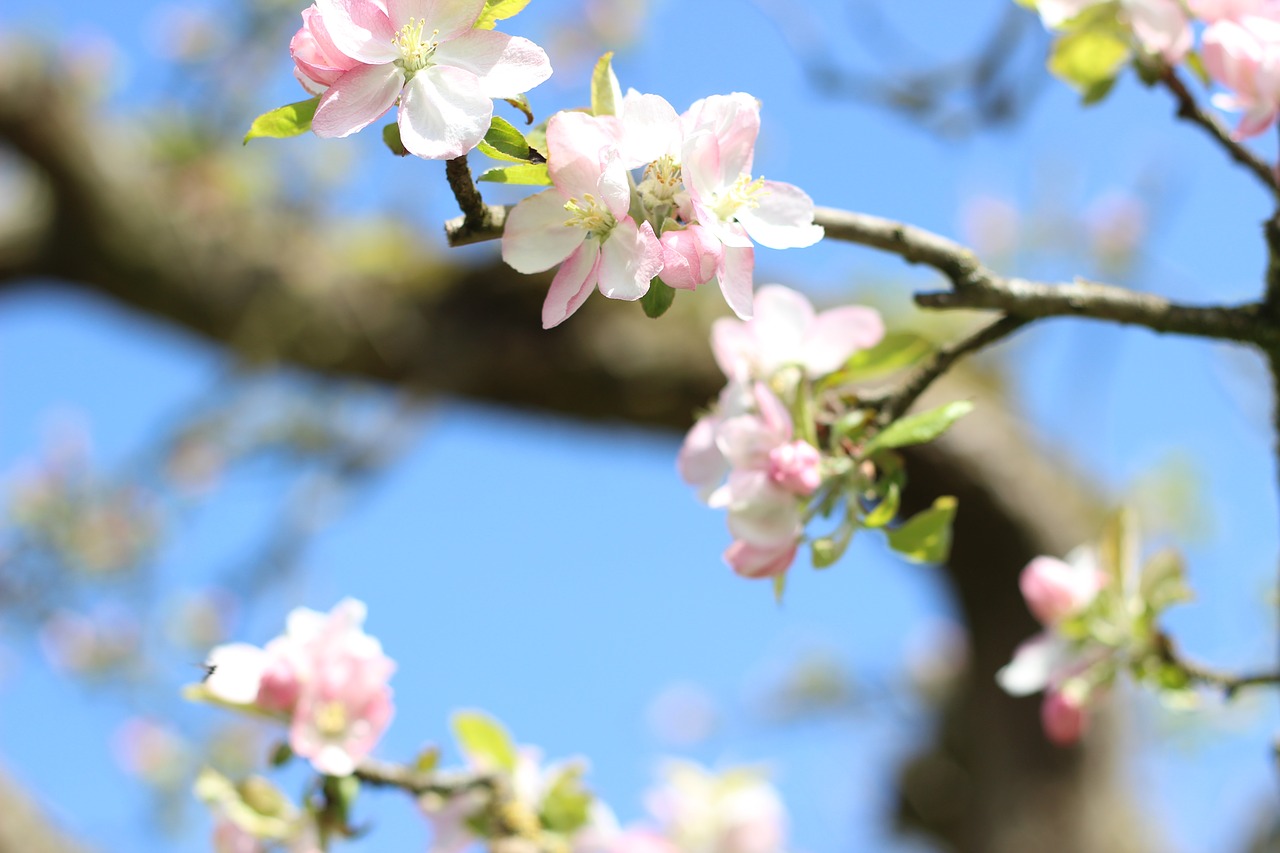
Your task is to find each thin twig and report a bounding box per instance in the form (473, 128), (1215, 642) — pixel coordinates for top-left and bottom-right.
(444, 156), (491, 233)
(1158, 68), (1278, 196)
(1156, 633), (1280, 699)
(874, 315), (1029, 425)
(354, 759), (498, 798)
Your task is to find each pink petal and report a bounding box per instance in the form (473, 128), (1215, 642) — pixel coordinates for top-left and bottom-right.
(422, 0), (487, 40)
(546, 111), (625, 203)
(502, 189), (585, 273)
(316, 0), (398, 64)
(750, 285), (813, 372)
(803, 306), (885, 376)
(718, 244), (755, 320)
(313, 63), (403, 138)
(677, 415), (728, 501)
(659, 226), (720, 291)
(736, 181), (824, 250)
(543, 243), (602, 329)
(398, 65), (491, 159)
(596, 220), (663, 301)
(1041, 689), (1088, 745)
(711, 317), (753, 381)
(724, 539), (797, 579)
(432, 30), (552, 99)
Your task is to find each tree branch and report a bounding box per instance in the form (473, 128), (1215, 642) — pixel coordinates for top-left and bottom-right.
(1155, 633), (1280, 700)
(354, 759), (496, 799)
(445, 155), (491, 233)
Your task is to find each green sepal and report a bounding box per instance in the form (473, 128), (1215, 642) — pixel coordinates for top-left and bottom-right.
(474, 0), (532, 29)
(478, 116), (535, 162)
(382, 122), (408, 157)
(477, 163), (552, 185)
(772, 573), (787, 604)
(864, 400), (974, 455)
(1184, 50), (1212, 87)
(451, 710), (518, 773)
(591, 52), (622, 117)
(244, 97), (320, 144)
(886, 496), (957, 564)
(641, 277), (677, 318)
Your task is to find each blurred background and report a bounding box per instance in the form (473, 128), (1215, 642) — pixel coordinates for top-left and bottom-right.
(2, 0), (1280, 850)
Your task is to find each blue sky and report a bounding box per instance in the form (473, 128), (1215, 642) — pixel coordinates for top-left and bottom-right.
(3, 1), (1280, 851)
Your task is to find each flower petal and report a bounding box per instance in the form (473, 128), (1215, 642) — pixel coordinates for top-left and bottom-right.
(313, 63), (404, 138)
(432, 30), (552, 99)
(658, 226), (720, 291)
(422, 0), (487, 40)
(596, 220), (662, 302)
(502, 189), (584, 273)
(546, 111), (625, 203)
(736, 181), (824, 250)
(543, 243), (602, 329)
(803, 305), (885, 376)
(316, 0), (398, 64)
(717, 244), (755, 320)
(995, 633), (1065, 697)
(618, 90), (682, 167)
(398, 65), (491, 159)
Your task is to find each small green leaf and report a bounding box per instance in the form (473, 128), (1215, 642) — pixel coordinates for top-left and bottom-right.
(862, 481), (900, 529)
(540, 765), (593, 834)
(641, 277), (676, 318)
(591, 52), (622, 117)
(268, 742), (293, 767)
(476, 163), (551, 185)
(503, 94), (535, 125)
(244, 97), (320, 144)
(772, 573), (787, 603)
(382, 122), (408, 156)
(811, 523), (854, 569)
(830, 332), (933, 384)
(415, 745), (441, 773)
(474, 0), (532, 29)
(886, 496), (957, 564)
(478, 116), (534, 162)
(1139, 548), (1193, 614)
(1185, 50), (1211, 87)
(451, 710), (517, 772)
(1047, 9), (1130, 99)
(864, 400), (974, 455)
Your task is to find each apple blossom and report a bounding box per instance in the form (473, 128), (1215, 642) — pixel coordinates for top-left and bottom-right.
(645, 762), (787, 853)
(1034, 0), (1192, 62)
(1202, 13), (1280, 137)
(290, 5), (360, 95)
(1019, 548), (1107, 625)
(1041, 686), (1090, 745)
(308, 0), (552, 159)
(502, 110), (663, 328)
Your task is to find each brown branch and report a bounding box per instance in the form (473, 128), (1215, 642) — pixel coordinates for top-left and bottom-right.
(1158, 68), (1278, 197)
(1155, 633), (1280, 700)
(445, 155), (491, 233)
(354, 759), (497, 798)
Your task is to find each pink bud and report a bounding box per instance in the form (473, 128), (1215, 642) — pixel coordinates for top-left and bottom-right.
(659, 227), (721, 291)
(724, 539), (797, 579)
(1041, 689), (1088, 745)
(255, 651), (301, 713)
(1019, 555), (1103, 625)
(766, 441), (821, 496)
(289, 5), (358, 96)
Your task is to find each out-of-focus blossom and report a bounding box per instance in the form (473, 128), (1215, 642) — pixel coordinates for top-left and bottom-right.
(1019, 548), (1107, 625)
(646, 682), (720, 747)
(1034, 0), (1192, 62)
(645, 762), (788, 853)
(112, 717), (190, 788)
(304, 0), (552, 159)
(1202, 13), (1280, 137)
(39, 606), (141, 676)
(196, 769), (317, 853)
(1041, 685), (1090, 745)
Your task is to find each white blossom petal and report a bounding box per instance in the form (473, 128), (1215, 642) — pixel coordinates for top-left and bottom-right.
(543, 242), (602, 329)
(312, 63), (403, 138)
(398, 65), (491, 159)
(316, 0), (398, 64)
(596, 220), (662, 301)
(736, 181), (824, 250)
(502, 189), (585, 273)
(432, 30), (552, 99)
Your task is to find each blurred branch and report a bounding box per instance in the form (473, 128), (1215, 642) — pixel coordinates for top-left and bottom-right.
(0, 765), (95, 853)
(1155, 633), (1280, 699)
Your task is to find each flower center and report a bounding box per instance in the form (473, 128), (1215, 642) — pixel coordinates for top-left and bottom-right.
(393, 18), (440, 75)
(314, 701), (348, 738)
(712, 173), (767, 221)
(637, 155), (683, 208)
(563, 194), (617, 240)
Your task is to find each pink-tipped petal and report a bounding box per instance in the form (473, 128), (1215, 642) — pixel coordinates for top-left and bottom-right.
(543, 243), (602, 329)
(596, 220), (663, 301)
(398, 65), (491, 159)
(659, 227), (720, 291)
(718, 244), (755, 320)
(724, 539), (797, 579)
(803, 306), (885, 376)
(432, 30), (552, 99)
(316, 0), (398, 64)
(502, 189), (585, 273)
(421, 0), (487, 40)
(711, 317), (754, 381)
(546, 111), (624, 201)
(737, 181), (824, 250)
(312, 63), (403, 138)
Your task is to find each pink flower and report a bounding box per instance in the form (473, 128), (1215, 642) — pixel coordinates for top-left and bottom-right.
(502, 110), (664, 328)
(213, 818), (266, 853)
(1192, 0), (1280, 22)
(680, 94), (824, 319)
(290, 5), (360, 95)
(1040, 688), (1089, 745)
(1019, 548), (1106, 625)
(711, 285), (884, 383)
(723, 539), (797, 579)
(645, 762), (788, 853)
(308, 0), (551, 159)
(1036, 0), (1191, 62)
(1202, 14), (1280, 137)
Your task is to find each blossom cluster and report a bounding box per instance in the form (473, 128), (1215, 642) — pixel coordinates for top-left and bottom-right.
(1027, 0), (1280, 138)
(678, 286), (885, 580)
(199, 598), (396, 777)
(501, 80), (824, 327)
(289, 0), (552, 159)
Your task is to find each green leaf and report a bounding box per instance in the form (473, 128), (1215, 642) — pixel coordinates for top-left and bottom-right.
(591, 52), (622, 117)
(477, 163), (551, 185)
(830, 332), (933, 384)
(540, 765), (593, 834)
(864, 400), (974, 455)
(244, 97), (320, 144)
(641, 277), (676, 318)
(451, 710), (517, 772)
(503, 94), (535, 125)
(886, 496), (957, 564)
(382, 122), (408, 157)
(861, 481), (900, 529)
(811, 523), (854, 569)
(1185, 50), (1212, 87)
(772, 573), (787, 604)
(1139, 548), (1193, 614)
(478, 116), (534, 162)
(1047, 8), (1130, 99)
(268, 742), (293, 767)
(474, 0), (532, 29)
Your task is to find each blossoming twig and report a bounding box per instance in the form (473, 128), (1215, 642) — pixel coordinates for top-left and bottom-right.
(354, 759), (498, 798)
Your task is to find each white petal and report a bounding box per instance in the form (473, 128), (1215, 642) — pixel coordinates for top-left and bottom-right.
(502, 189), (584, 273)
(618, 90), (682, 167)
(398, 65), (491, 159)
(546, 111), (624, 200)
(312, 63), (403, 138)
(736, 181), (824, 250)
(717, 244), (755, 320)
(542, 242), (602, 329)
(432, 30), (552, 99)
(802, 306), (885, 377)
(423, 0), (487, 40)
(316, 0), (398, 64)
(724, 471), (802, 546)
(596, 220), (662, 301)
(203, 643), (267, 705)
(995, 633), (1065, 697)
